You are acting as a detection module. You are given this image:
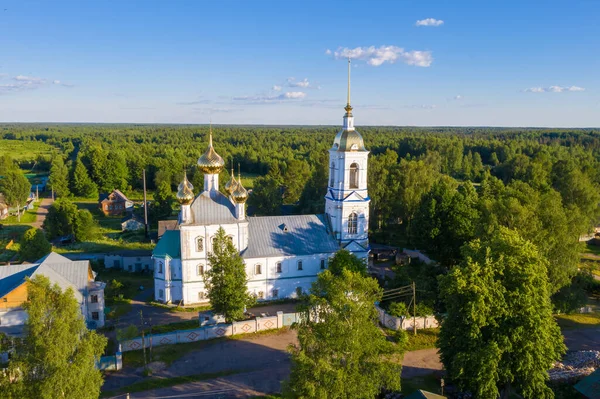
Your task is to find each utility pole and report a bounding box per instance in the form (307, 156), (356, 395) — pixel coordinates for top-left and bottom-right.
(142, 169), (149, 238)
(412, 281), (417, 336)
(140, 310), (147, 368)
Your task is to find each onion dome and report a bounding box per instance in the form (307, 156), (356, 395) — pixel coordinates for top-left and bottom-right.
(232, 172), (248, 203)
(332, 129), (365, 152)
(197, 130), (224, 174)
(176, 171), (194, 205)
(225, 167), (238, 195)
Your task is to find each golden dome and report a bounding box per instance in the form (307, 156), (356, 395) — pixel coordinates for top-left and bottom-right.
(197, 131), (224, 174)
(225, 168), (238, 195)
(176, 171), (194, 205)
(232, 172), (248, 203)
(332, 129), (365, 152)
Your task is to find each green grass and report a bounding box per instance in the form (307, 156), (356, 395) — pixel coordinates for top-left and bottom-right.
(106, 298), (133, 320)
(148, 301), (211, 313)
(147, 320), (199, 334)
(401, 374), (442, 396)
(100, 369), (250, 397)
(405, 328), (440, 352)
(554, 312), (600, 329)
(0, 139), (55, 161)
(1, 201), (40, 224)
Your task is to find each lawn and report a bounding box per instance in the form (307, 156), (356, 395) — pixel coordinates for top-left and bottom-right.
(405, 328), (440, 352)
(1, 201), (40, 224)
(554, 312), (600, 329)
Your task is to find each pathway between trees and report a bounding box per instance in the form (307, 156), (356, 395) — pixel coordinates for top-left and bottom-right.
(31, 197), (52, 229)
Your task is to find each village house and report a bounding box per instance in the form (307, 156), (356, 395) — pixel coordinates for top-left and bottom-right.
(104, 250), (153, 273)
(98, 189), (133, 216)
(0, 252), (106, 336)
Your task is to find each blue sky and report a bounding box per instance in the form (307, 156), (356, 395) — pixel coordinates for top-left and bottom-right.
(0, 0), (599, 127)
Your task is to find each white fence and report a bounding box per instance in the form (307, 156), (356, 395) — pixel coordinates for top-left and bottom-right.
(119, 311), (302, 352)
(375, 305), (439, 331)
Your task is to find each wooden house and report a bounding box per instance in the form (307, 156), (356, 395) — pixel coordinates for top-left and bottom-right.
(98, 189), (133, 216)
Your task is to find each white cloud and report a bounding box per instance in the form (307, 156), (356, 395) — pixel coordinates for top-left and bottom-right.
(0, 75), (47, 94)
(272, 85), (282, 91)
(233, 91), (307, 103)
(329, 45), (433, 67)
(416, 18), (444, 27)
(14, 75), (45, 83)
(53, 80), (61, 85)
(454, 95), (463, 100)
(524, 85), (586, 93)
(404, 104), (437, 109)
(286, 77), (311, 88)
(325, 49), (332, 55)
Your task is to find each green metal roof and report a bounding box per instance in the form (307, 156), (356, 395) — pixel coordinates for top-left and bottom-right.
(153, 229), (181, 258)
(575, 369), (600, 399)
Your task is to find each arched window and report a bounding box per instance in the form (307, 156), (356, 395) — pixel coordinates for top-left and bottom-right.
(348, 212), (358, 235)
(297, 260), (303, 271)
(198, 264), (204, 276)
(255, 264), (262, 275)
(158, 261), (163, 274)
(330, 162), (335, 186)
(196, 237), (204, 252)
(276, 262), (282, 273)
(349, 163), (359, 189)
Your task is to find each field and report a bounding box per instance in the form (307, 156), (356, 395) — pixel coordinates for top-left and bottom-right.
(0, 139), (55, 161)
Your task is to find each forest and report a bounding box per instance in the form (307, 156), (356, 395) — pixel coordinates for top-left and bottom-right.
(1, 123), (600, 312)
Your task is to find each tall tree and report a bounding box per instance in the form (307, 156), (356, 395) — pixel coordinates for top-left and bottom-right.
(71, 157), (98, 198)
(0, 275), (107, 399)
(74, 209), (99, 242)
(328, 249), (367, 276)
(19, 228), (52, 262)
(0, 169), (31, 221)
(282, 159), (311, 205)
(44, 198), (79, 239)
(284, 269), (401, 398)
(438, 227), (565, 399)
(103, 151), (129, 192)
(204, 227), (255, 322)
(49, 156), (70, 198)
(248, 164), (283, 215)
(298, 153), (328, 214)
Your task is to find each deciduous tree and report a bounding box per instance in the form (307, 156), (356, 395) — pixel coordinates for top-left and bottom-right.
(0, 275), (107, 399)
(205, 227), (255, 322)
(19, 228), (52, 262)
(438, 227), (565, 399)
(0, 169), (31, 221)
(328, 249), (367, 276)
(284, 269), (401, 398)
(44, 198), (79, 239)
(49, 156), (70, 198)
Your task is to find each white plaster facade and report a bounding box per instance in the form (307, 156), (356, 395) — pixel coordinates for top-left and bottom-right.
(153, 88), (370, 305)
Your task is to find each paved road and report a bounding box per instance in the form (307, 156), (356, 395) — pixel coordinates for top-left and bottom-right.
(31, 197), (52, 229)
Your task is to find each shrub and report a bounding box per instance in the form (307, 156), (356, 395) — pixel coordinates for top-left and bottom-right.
(388, 302), (410, 318)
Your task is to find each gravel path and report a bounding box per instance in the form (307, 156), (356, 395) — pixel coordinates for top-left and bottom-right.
(31, 197), (52, 229)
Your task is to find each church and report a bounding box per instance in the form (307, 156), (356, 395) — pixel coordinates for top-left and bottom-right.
(152, 63), (370, 304)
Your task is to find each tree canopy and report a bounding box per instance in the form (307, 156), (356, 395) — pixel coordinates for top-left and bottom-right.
(204, 227), (255, 322)
(284, 269), (401, 399)
(0, 275), (107, 399)
(19, 228), (52, 262)
(438, 227), (566, 399)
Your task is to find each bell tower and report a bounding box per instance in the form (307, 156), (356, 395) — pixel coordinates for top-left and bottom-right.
(325, 59), (370, 252)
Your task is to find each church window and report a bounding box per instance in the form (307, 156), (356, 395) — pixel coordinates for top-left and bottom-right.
(330, 162), (335, 186)
(158, 262), (163, 274)
(297, 260), (303, 271)
(158, 289), (164, 299)
(320, 259), (326, 270)
(348, 212), (358, 235)
(198, 264), (204, 276)
(255, 264), (262, 275)
(272, 289), (279, 299)
(258, 291), (264, 299)
(349, 163), (359, 189)
(276, 262), (282, 273)
(196, 237), (204, 252)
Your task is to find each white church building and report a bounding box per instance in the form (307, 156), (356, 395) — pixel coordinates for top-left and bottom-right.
(152, 63), (370, 304)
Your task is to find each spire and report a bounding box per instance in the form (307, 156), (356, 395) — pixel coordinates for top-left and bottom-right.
(344, 57), (353, 116)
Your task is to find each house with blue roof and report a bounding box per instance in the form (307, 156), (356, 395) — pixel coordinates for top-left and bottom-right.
(0, 252), (106, 336)
(153, 66), (370, 305)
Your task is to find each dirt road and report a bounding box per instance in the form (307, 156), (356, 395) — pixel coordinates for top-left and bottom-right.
(31, 197), (52, 229)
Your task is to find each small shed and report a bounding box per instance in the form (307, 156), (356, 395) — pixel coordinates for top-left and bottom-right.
(121, 214), (145, 231)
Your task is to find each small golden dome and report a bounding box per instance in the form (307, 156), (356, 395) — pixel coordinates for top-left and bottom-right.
(197, 131), (224, 174)
(225, 168), (238, 195)
(232, 172), (248, 203)
(176, 172), (194, 205)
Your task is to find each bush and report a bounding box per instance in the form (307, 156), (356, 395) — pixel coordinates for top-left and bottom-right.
(394, 328), (409, 350)
(388, 302), (410, 318)
(415, 303), (434, 317)
(117, 324), (139, 341)
(19, 228), (51, 262)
